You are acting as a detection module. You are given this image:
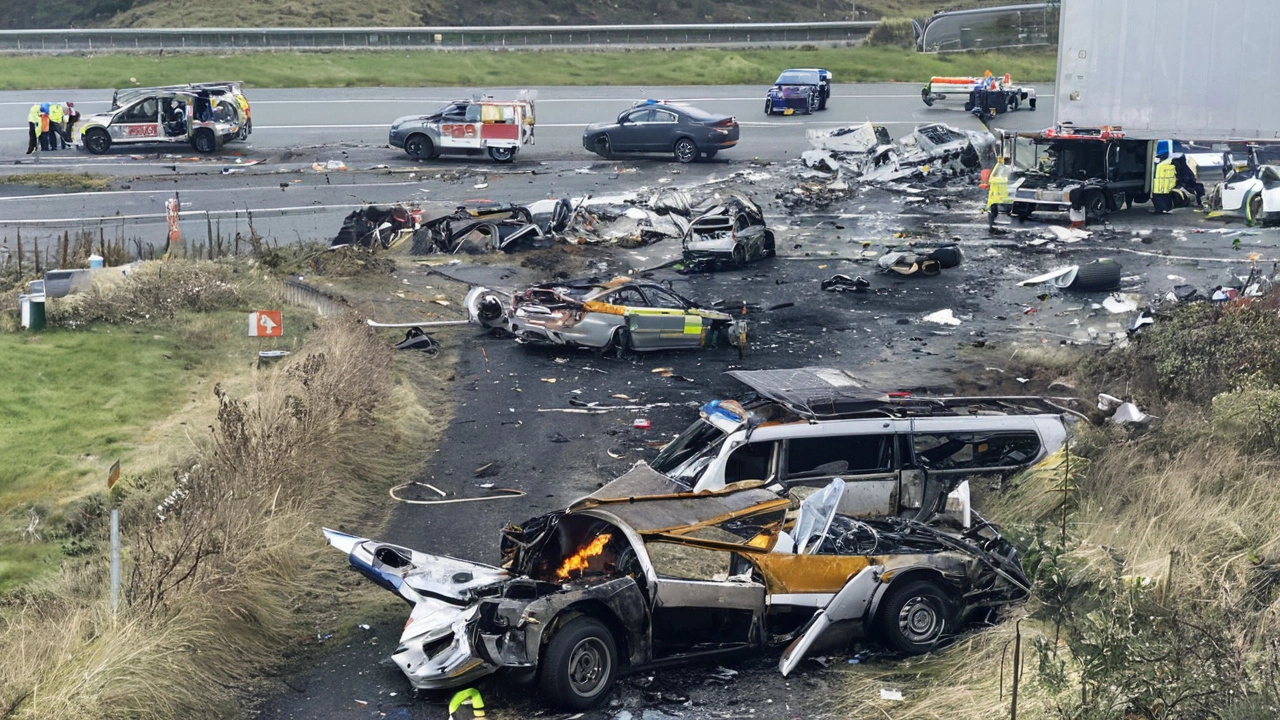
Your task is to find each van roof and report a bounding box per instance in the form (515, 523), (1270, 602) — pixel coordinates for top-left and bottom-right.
(727, 367), (1078, 420)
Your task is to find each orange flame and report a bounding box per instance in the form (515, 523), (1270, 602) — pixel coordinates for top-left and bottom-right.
(555, 533), (612, 580)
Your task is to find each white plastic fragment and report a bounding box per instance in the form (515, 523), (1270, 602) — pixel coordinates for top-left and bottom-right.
(922, 309), (962, 326)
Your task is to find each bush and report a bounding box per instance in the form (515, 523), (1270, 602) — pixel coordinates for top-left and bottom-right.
(865, 17), (917, 48)
(49, 261), (249, 326)
(1212, 384), (1280, 451)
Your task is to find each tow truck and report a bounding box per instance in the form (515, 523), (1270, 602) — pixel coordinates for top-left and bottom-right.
(921, 72), (1036, 118)
(997, 124), (1183, 220)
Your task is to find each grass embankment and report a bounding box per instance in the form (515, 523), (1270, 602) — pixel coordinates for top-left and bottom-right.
(0, 257), (439, 719)
(0, 46), (1057, 91)
(831, 299), (1280, 719)
(0, 262), (309, 590)
(0, 173), (110, 192)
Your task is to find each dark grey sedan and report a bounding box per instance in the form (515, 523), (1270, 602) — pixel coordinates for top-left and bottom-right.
(582, 101), (739, 163)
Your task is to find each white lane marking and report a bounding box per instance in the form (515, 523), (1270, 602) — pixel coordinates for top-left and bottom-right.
(0, 179), (425, 202)
(0, 93), (928, 108)
(0, 203), (372, 225)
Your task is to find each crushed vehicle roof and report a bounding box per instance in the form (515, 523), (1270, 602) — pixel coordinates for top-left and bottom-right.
(728, 366), (1078, 420)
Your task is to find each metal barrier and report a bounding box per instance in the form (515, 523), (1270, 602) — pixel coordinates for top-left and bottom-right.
(920, 3), (1059, 52)
(284, 279), (348, 317)
(0, 22), (877, 54)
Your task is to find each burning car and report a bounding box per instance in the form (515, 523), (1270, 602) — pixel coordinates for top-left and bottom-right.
(326, 460), (1031, 709)
(765, 68), (832, 115)
(680, 191), (776, 270)
(465, 277), (744, 353)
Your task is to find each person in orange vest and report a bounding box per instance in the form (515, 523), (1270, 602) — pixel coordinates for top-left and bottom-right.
(37, 103), (52, 151)
(26, 103), (40, 154)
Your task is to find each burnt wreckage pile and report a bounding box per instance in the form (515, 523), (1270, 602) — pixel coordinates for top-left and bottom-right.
(327, 368), (1072, 710)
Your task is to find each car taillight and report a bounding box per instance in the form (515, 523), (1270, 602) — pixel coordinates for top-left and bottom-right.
(715, 118), (736, 128)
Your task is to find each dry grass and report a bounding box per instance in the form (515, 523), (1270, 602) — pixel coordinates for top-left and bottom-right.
(0, 316), (435, 719)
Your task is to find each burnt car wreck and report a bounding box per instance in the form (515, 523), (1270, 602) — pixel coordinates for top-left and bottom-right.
(680, 191), (776, 271)
(465, 276), (745, 353)
(326, 370), (1061, 710)
(410, 199), (575, 254)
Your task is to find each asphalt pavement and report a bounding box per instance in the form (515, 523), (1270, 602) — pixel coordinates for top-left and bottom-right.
(0, 84), (1053, 246)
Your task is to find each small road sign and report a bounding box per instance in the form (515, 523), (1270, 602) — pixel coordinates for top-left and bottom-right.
(249, 310), (283, 337)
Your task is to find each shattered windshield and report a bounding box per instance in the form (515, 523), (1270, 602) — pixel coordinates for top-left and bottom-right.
(651, 419), (727, 485)
(1012, 137), (1049, 173)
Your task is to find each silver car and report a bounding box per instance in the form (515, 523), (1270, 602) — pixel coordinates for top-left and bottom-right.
(79, 84), (248, 155)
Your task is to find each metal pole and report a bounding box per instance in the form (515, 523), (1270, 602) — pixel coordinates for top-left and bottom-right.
(110, 507), (120, 615)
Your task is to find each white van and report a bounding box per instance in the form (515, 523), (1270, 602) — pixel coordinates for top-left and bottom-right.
(651, 367), (1070, 524)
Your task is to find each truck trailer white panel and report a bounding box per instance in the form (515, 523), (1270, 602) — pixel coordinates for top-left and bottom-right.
(1055, 0), (1280, 140)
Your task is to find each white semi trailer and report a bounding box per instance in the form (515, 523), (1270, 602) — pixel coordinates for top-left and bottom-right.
(1053, 0), (1280, 141)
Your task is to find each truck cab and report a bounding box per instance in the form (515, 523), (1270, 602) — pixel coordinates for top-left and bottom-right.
(1002, 125), (1166, 220)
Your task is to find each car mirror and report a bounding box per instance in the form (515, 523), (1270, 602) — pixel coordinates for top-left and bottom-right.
(617, 114), (629, 125)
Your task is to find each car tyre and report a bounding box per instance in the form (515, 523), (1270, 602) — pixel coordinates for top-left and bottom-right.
(804, 95), (816, 115)
(731, 244), (747, 268)
(192, 128), (218, 154)
(593, 134), (613, 159)
(1083, 190), (1108, 219)
(539, 616), (618, 710)
(1064, 259), (1123, 292)
(764, 98), (773, 115)
(673, 137), (698, 164)
(83, 127), (111, 155)
(404, 134), (434, 161)
(878, 579), (953, 654)
(703, 149), (718, 160)
(763, 230), (776, 257)
(1012, 202), (1034, 221)
(605, 326), (632, 358)
(818, 93), (828, 111)
(1248, 193), (1265, 226)
(488, 146), (516, 163)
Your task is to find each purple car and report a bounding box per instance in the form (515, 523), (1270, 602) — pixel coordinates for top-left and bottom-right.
(765, 68), (832, 115)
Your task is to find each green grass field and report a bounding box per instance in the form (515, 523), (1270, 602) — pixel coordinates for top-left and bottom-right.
(0, 308), (312, 590)
(0, 46), (1057, 91)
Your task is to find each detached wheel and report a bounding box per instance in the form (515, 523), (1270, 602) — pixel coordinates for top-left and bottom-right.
(539, 616), (617, 710)
(404, 134), (434, 161)
(1062, 259), (1123, 292)
(488, 145), (516, 163)
(673, 137), (698, 164)
(878, 579), (952, 654)
(192, 129), (217, 154)
(83, 127), (111, 155)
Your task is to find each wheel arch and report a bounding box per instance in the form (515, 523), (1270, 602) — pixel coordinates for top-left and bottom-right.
(866, 567), (959, 631)
(540, 599), (638, 669)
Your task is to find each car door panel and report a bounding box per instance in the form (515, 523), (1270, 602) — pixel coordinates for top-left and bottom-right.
(646, 541), (765, 657)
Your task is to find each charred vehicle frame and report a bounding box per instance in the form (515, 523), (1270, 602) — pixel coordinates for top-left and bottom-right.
(680, 191), (776, 270)
(465, 277), (744, 353)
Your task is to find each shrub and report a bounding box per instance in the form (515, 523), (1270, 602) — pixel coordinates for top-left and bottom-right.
(865, 17), (917, 48)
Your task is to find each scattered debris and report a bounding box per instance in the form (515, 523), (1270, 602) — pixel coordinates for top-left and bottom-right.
(680, 191), (776, 271)
(411, 199), (574, 254)
(821, 274), (870, 292)
(805, 122), (996, 184)
(331, 204), (423, 251)
(923, 308), (962, 325)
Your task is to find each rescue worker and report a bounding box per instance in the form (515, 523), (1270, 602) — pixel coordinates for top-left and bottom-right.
(447, 688), (485, 720)
(1152, 151), (1177, 214)
(48, 102), (65, 149)
(987, 156), (1011, 228)
(62, 102), (80, 148)
(37, 103), (51, 152)
(26, 103), (40, 154)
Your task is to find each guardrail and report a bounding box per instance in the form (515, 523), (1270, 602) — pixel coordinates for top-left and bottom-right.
(0, 22), (878, 54)
(920, 3), (1058, 52)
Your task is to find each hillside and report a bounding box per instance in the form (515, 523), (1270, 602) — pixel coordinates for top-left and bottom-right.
(0, 0), (1014, 32)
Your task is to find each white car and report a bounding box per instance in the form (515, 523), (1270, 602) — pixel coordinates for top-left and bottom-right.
(78, 83), (249, 155)
(1210, 146), (1280, 226)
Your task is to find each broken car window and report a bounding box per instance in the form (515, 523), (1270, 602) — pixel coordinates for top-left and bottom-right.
(911, 432), (1041, 471)
(724, 441), (777, 484)
(785, 435), (893, 480)
(651, 419), (727, 485)
(646, 541), (735, 581)
(643, 287), (687, 310)
(607, 287), (649, 307)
